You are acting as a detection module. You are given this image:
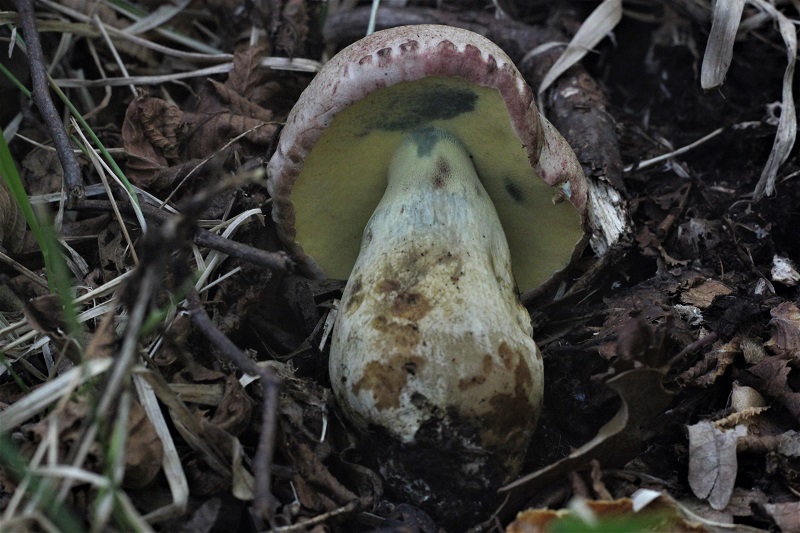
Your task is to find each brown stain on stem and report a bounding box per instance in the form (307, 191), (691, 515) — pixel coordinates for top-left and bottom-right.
(352, 355), (426, 410)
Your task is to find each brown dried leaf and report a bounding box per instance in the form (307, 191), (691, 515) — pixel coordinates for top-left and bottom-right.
(0, 179), (25, 254)
(687, 421), (746, 510)
(182, 111), (278, 160)
(22, 294), (68, 338)
(678, 339), (739, 387)
(225, 46), (270, 99)
(121, 91), (183, 187)
(508, 496), (702, 533)
(748, 355), (800, 422)
(284, 439), (358, 513)
(98, 223), (132, 281)
(497, 369), (674, 521)
(123, 401), (164, 489)
(209, 375), (253, 436)
(85, 308), (117, 360)
(765, 301), (800, 358)
(21, 147), (64, 196)
(274, 0), (309, 58)
(680, 279), (733, 309)
(208, 80), (274, 122)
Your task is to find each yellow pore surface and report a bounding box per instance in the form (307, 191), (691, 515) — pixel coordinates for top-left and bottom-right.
(291, 75), (583, 292)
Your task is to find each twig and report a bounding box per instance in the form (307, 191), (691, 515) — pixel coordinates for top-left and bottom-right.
(14, 0), (83, 201)
(0, 249), (49, 289)
(666, 332), (719, 371)
(185, 288), (280, 524)
(73, 198), (294, 272)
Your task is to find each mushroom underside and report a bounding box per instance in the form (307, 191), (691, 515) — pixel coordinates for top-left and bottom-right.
(288, 75), (584, 293)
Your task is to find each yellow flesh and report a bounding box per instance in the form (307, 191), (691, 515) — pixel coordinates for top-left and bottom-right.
(291, 76), (583, 292)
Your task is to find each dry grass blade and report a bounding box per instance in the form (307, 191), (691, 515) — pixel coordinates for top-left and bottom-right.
(536, 0), (622, 96)
(132, 373), (189, 523)
(0, 359), (112, 428)
(750, 0), (797, 200)
(701, 0), (746, 90)
(123, 0), (192, 34)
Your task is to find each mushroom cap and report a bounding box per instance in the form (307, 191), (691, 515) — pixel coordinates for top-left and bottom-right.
(267, 24), (588, 292)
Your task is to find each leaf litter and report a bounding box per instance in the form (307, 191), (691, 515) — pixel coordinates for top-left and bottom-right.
(2, 1), (800, 532)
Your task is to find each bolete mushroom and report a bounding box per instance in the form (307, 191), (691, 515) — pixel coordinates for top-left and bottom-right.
(267, 25), (588, 520)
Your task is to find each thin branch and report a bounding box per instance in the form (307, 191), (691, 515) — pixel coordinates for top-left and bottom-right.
(73, 198), (294, 272)
(14, 0), (83, 201)
(185, 288), (280, 524)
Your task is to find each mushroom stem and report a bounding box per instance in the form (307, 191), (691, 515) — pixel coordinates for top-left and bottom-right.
(330, 127), (543, 510)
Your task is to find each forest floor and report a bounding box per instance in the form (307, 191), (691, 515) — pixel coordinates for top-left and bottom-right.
(1, 1), (800, 532)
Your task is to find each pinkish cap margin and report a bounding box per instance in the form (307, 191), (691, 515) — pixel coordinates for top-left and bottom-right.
(266, 24), (588, 278)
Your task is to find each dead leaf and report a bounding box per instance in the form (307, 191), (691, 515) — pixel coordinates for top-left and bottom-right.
(121, 91), (184, 187)
(207, 80), (274, 122)
(507, 496), (702, 533)
(680, 279), (733, 309)
(180, 47), (279, 160)
(224, 46), (272, 101)
(764, 301), (800, 358)
(274, 0), (309, 58)
(283, 439), (358, 513)
(748, 356), (800, 423)
(761, 501), (800, 532)
(85, 308), (117, 360)
(123, 401), (164, 489)
(21, 148), (64, 196)
(0, 178), (25, 254)
(678, 339), (739, 387)
(496, 368), (674, 522)
(687, 421), (747, 510)
(209, 375), (253, 436)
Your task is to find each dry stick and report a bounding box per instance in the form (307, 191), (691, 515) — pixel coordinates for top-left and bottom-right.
(14, 0), (83, 200)
(74, 198), (294, 272)
(184, 289), (280, 524)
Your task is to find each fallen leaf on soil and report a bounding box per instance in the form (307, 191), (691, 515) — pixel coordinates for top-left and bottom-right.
(283, 439), (359, 513)
(506, 494), (705, 533)
(496, 368), (673, 521)
(123, 401), (164, 489)
(0, 178), (25, 254)
(764, 301), (800, 358)
(678, 338), (739, 387)
(20, 148), (63, 196)
(747, 355), (800, 422)
(680, 279), (734, 309)
(761, 501), (800, 532)
(208, 375), (253, 436)
(182, 47), (279, 159)
(121, 91), (184, 188)
(687, 421), (747, 511)
(223, 46), (282, 104)
(20, 398), (163, 490)
(274, 0), (309, 57)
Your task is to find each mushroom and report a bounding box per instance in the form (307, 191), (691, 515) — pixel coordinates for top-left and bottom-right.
(267, 25), (588, 520)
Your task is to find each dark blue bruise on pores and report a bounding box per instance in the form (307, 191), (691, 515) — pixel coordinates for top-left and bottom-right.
(357, 82), (478, 135)
(409, 127), (462, 158)
(504, 178), (525, 203)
